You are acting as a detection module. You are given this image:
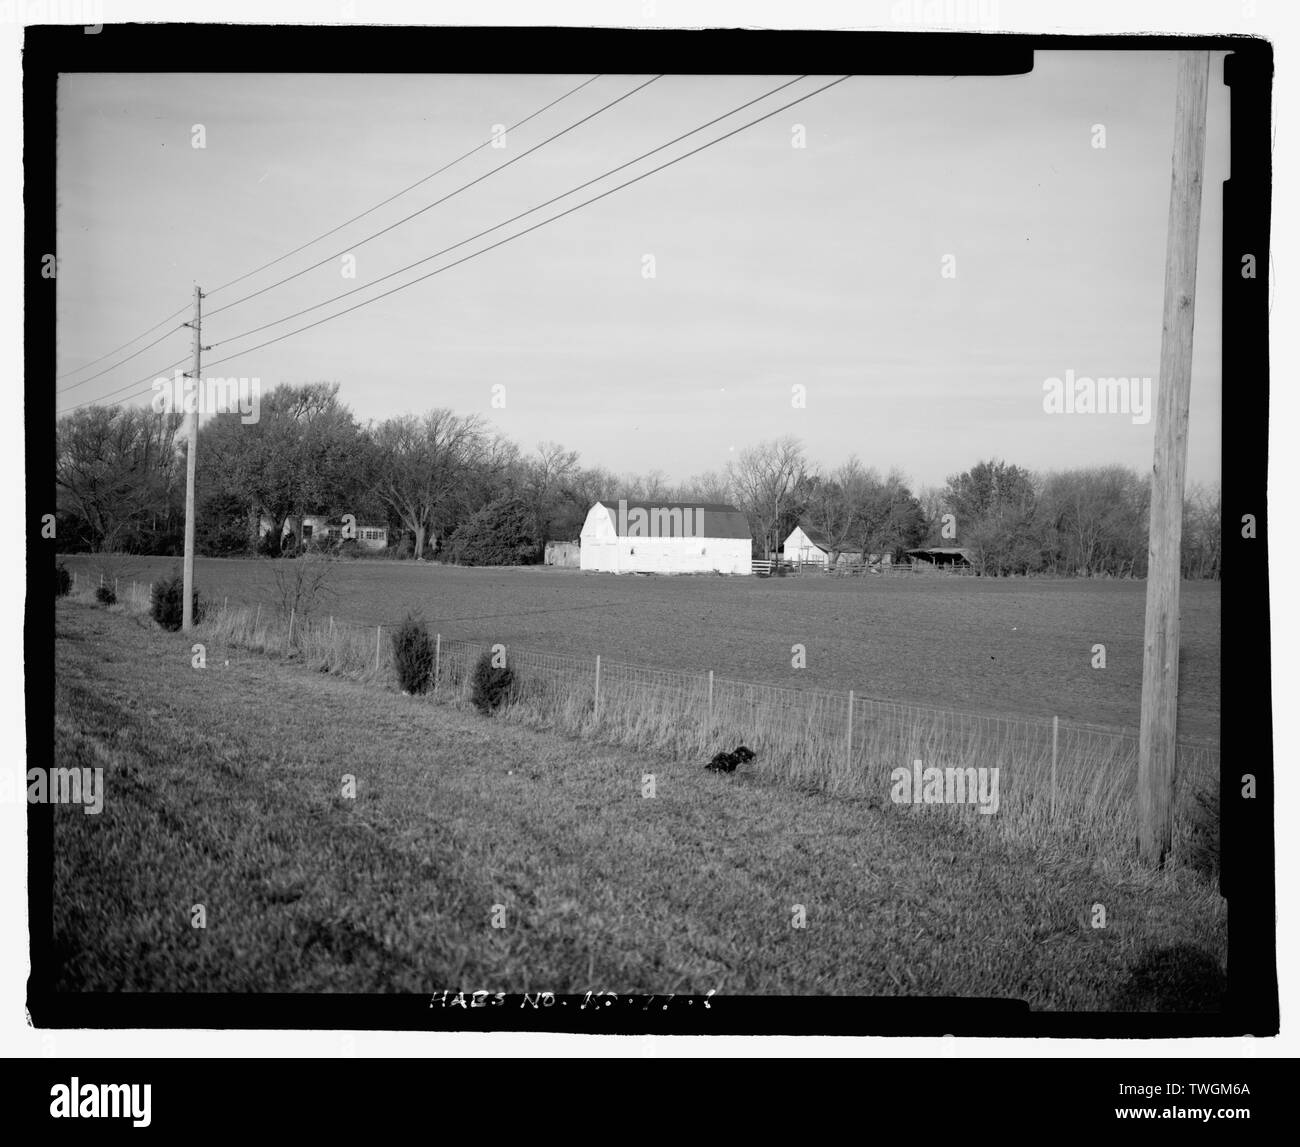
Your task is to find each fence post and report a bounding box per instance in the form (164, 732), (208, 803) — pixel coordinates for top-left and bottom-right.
(254, 602), (261, 634)
(847, 689), (854, 772)
(375, 626), (382, 673)
(99, 572), (104, 588)
(434, 633), (441, 695)
(1052, 715), (1059, 818)
(224, 596), (229, 614)
(708, 669), (714, 730)
(329, 615), (334, 637)
(594, 655), (601, 722)
(115, 577), (119, 597)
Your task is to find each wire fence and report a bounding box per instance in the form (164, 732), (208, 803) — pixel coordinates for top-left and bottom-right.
(90, 580), (1222, 863)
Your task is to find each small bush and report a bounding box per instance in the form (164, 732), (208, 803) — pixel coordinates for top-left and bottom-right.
(55, 563), (71, 597)
(471, 651), (515, 714)
(95, 585), (117, 606)
(151, 574), (204, 632)
(392, 612), (435, 694)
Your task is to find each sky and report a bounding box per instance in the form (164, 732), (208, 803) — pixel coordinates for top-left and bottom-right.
(55, 52), (1229, 492)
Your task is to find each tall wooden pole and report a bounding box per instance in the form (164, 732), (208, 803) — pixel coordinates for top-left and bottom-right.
(182, 284), (202, 632)
(1138, 51), (1210, 866)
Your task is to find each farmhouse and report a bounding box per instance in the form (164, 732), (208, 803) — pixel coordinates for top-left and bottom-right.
(781, 524), (892, 568)
(260, 514), (389, 551)
(579, 500), (752, 574)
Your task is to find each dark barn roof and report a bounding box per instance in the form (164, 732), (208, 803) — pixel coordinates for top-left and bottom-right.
(597, 501), (751, 540)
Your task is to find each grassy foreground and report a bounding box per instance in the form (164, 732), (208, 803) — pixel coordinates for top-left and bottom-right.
(51, 600), (1226, 1006)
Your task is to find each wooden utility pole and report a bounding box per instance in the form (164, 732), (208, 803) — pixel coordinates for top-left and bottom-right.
(182, 284), (202, 632)
(1138, 51), (1210, 866)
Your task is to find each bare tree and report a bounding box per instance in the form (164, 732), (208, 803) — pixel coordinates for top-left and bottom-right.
(675, 469), (733, 503)
(56, 405), (184, 549)
(801, 456), (877, 564)
(269, 553), (338, 631)
(727, 436), (807, 559)
(372, 409), (487, 559)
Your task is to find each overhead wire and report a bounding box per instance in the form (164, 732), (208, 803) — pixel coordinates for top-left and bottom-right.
(206, 75), (811, 349)
(58, 74), (603, 397)
(198, 75), (852, 375)
(66, 74), (853, 410)
(205, 73), (605, 295)
(204, 74), (663, 320)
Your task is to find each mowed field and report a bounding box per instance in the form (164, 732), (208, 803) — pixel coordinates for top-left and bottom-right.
(65, 556), (1222, 741)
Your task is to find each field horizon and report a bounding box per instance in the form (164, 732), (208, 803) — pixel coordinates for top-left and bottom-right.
(59, 554), (1222, 743)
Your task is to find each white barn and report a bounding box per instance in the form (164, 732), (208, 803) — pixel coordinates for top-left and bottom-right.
(579, 500), (752, 574)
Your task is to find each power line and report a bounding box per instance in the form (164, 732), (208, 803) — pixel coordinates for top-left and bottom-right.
(58, 75), (602, 395)
(56, 322), (188, 394)
(205, 74), (663, 321)
(67, 75), (852, 411)
(206, 73), (604, 296)
(55, 303), (191, 382)
(61, 352), (191, 413)
(198, 76), (851, 374)
(207, 75), (810, 350)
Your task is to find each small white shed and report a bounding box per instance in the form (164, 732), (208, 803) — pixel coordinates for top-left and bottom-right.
(782, 524), (890, 567)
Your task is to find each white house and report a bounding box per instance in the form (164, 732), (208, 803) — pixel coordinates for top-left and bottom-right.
(782, 524), (891, 567)
(579, 500), (752, 574)
(260, 514), (389, 552)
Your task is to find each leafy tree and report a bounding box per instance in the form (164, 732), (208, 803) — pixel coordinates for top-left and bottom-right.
(196, 382), (368, 556)
(446, 496), (541, 565)
(943, 459), (1039, 575)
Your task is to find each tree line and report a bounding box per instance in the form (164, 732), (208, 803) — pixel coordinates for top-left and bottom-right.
(54, 383), (1221, 578)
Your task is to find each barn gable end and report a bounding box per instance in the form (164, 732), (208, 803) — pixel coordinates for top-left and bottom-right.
(580, 501), (752, 574)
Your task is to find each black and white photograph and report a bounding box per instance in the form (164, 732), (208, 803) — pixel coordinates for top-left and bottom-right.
(8, 2), (1292, 1093)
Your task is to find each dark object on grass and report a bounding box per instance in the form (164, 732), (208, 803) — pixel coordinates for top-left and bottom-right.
(55, 563), (71, 598)
(95, 585), (117, 606)
(706, 745), (756, 773)
(471, 650), (515, 714)
(150, 574), (204, 632)
(392, 612), (435, 694)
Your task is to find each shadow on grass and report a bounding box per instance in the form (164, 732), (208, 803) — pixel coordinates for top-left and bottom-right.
(1111, 943), (1226, 1013)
